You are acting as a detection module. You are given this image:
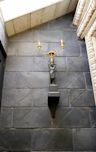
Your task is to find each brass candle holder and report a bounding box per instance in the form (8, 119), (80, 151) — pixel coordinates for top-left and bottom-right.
(48, 50), (56, 65)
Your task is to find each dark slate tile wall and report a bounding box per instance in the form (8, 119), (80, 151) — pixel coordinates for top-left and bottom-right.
(0, 13), (96, 151)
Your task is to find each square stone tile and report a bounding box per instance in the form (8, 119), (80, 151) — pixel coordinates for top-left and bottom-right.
(84, 72), (92, 89)
(55, 57), (66, 71)
(13, 107), (51, 128)
(56, 107), (90, 128)
(33, 30), (64, 42)
(3, 72), (17, 88)
(48, 13), (75, 30)
(67, 57), (89, 72)
(4, 72), (49, 89)
(33, 57), (49, 71)
(73, 128), (96, 150)
(17, 42), (49, 56)
(56, 72), (85, 89)
(31, 129), (73, 150)
(5, 57), (34, 72)
(63, 30), (78, 45)
(0, 108), (13, 128)
(59, 89), (69, 106)
(69, 89), (95, 107)
(9, 29), (35, 42)
(2, 89), (48, 107)
(0, 129), (31, 151)
(64, 42), (80, 57)
(8, 42), (49, 57)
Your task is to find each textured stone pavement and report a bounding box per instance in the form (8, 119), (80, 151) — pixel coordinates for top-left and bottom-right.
(0, 13), (96, 151)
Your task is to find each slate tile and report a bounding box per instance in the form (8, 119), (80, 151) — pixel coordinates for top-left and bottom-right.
(3, 72), (17, 89)
(4, 72), (49, 89)
(85, 72), (92, 89)
(5, 56), (66, 72)
(0, 129), (31, 151)
(89, 108), (96, 127)
(17, 42), (49, 56)
(16, 72), (49, 89)
(54, 57), (66, 71)
(31, 129), (73, 150)
(69, 89), (95, 107)
(2, 89), (48, 107)
(8, 42), (48, 57)
(13, 107), (51, 128)
(9, 29), (35, 42)
(5, 57), (34, 72)
(56, 107), (90, 128)
(67, 57), (89, 72)
(73, 128), (96, 150)
(59, 89), (69, 106)
(63, 30), (78, 44)
(48, 13), (75, 30)
(56, 72), (85, 89)
(33, 57), (49, 71)
(0, 108), (13, 128)
(63, 42), (80, 57)
(33, 30), (64, 42)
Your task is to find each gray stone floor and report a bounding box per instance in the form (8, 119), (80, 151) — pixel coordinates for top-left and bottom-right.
(0, 12), (96, 151)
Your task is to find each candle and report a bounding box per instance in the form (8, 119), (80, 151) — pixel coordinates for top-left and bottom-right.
(60, 39), (64, 48)
(37, 41), (42, 49)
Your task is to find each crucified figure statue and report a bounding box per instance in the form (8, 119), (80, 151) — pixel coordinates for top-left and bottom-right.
(49, 64), (56, 84)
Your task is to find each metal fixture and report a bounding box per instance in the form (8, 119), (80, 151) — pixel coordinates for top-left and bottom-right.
(37, 40), (64, 118)
(48, 50), (60, 118)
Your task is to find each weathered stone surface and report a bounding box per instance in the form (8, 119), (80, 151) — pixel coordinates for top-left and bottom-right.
(73, 128), (96, 150)
(0, 108), (13, 128)
(56, 72), (85, 89)
(31, 129), (73, 150)
(8, 42), (48, 56)
(4, 72), (49, 88)
(34, 30), (64, 42)
(13, 107), (51, 128)
(56, 107), (90, 127)
(2, 89), (48, 107)
(0, 129), (31, 151)
(67, 57), (89, 72)
(69, 89), (95, 107)
(1, 13), (95, 151)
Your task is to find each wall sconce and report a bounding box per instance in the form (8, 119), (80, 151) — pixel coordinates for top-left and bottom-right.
(37, 39), (65, 50)
(36, 40), (65, 118)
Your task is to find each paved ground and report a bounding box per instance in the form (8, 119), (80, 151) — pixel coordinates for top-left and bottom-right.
(0, 13), (96, 151)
